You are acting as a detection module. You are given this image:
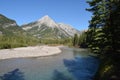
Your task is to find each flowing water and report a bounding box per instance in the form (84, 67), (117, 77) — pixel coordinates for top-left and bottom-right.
(0, 47), (99, 80)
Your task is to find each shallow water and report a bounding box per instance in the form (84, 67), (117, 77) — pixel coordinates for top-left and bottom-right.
(0, 47), (99, 80)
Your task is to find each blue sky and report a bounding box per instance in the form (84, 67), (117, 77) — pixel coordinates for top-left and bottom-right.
(0, 0), (92, 30)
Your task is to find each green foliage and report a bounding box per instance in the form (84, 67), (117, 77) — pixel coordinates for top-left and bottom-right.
(78, 32), (88, 48)
(86, 0), (120, 79)
(73, 34), (79, 46)
(72, 32), (87, 48)
(0, 33), (73, 49)
(87, 28), (106, 54)
(86, 0), (120, 54)
(0, 35), (39, 49)
(40, 38), (72, 46)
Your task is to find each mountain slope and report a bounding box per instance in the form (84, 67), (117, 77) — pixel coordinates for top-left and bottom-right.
(22, 15), (80, 39)
(0, 14), (23, 36)
(58, 23), (81, 37)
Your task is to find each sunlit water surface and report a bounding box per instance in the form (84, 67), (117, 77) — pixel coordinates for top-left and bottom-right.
(0, 47), (99, 80)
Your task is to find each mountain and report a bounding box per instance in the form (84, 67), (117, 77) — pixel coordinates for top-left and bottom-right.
(0, 14), (23, 36)
(22, 15), (80, 39)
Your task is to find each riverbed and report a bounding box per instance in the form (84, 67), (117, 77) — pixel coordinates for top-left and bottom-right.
(0, 47), (99, 80)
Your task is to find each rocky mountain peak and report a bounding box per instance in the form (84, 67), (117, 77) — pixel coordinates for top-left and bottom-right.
(37, 15), (58, 28)
(22, 15), (81, 38)
(38, 15), (49, 21)
(38, 15), (52, 21)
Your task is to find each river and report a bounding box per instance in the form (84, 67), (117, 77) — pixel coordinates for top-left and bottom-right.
(0, 47), (99, 80)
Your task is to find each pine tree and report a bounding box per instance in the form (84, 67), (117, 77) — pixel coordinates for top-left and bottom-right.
(86, 0), (107, 54)
(73, 34), (79, 46)
(86, 0), (120, 79)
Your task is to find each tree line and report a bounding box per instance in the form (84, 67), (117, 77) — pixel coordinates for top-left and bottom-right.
(73, 32), (87, 48)
(0, 34), (39, 49)
(86, 0), (120, 79)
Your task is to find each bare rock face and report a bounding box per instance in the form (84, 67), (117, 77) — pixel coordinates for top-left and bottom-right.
(38, 15), (59, 28)
(58, 23), (80, 36)
(22, 15), (80, 39)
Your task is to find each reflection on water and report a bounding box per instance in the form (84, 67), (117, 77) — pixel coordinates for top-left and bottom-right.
(63, 57), (99, 80)
(0, 47), (99, 80)
(52, 70), (73, 80)
(52, 48), (99, 80)
(73, 49), (90, 57)
(0, 69), (24, 80)
(52, 56), (99, 80)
